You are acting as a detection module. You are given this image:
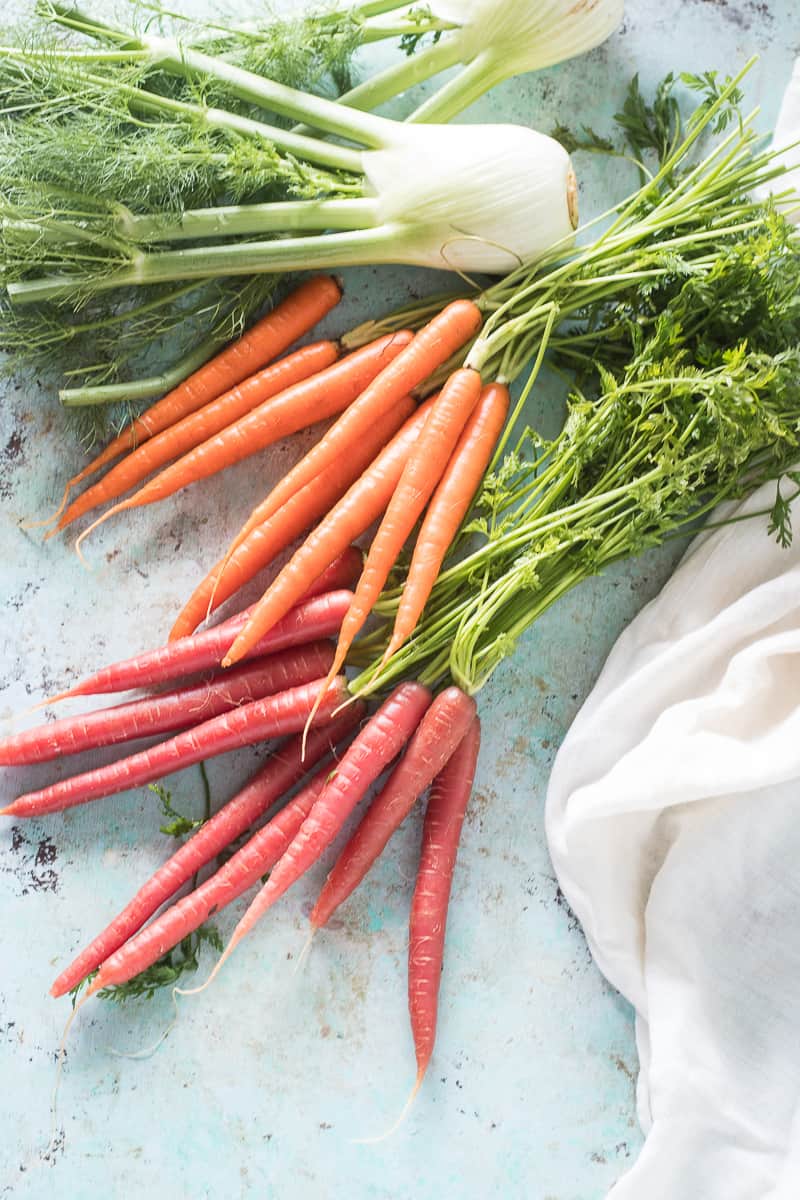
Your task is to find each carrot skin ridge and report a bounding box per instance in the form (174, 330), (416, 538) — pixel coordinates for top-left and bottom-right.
(0, 644), (333, 766)
(54, 341), (338, 531)
(226, 300), (481, 554)
(221, 399), (435, 667)
(50, 706), (364, 997)
(54, 275), (343, 505)
(218, 682), (433, 945)
(91, 759), (339, 992)
(385, 382), (510, 662)
(310, 687), (477, 930)
(47, 590), (352, 702)
(100, 331), (414, 521)
(5, 675), (350, 818)
(409, 716), (481, 1081)
(313, 367), (483, 701)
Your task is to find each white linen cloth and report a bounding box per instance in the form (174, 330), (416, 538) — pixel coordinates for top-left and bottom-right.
(545, 68), (800, 1199)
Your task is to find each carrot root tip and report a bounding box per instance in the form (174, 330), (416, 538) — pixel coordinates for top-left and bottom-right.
(292, 928), (317, 977)
(350, 1069), (425, 1144)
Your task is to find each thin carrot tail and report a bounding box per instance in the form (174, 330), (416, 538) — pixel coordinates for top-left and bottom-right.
(74, 502), (128, 565)
(379, 632), (406, 668)
(301, 654), (349, 761)
(351, 1068), (425, 1144)
(51, 988), (93, 1148)
(292, 927), (317, 977)
(108, 990), (180, 1060)
(175, 927), (244, 999)
(20, 685), (85, 717)
(205, 555), (231, 624)
(20, 481), (73, 531)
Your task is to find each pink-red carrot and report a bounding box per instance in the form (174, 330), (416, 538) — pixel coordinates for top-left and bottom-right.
(50, 707), (364, 997)
(221, 399), (434, 668)
(2, 676), (349, 818)
(205, 684), (433, 962)
(225, 299), (482, 555)
(43, 590), (352, 705)
(0, 644), (333, 767)
(55, 341), (338, 532)
(384, 383), (509, 663)
(77, 333), (414, 547)
(310, 687), (477, 930)
(169, 393), (414, 641)
(47, 275), (343, 522)
(301, 368), (482, 713)
(409, 716), (481, 1089)
(175, 547), (363, 645)
(88, 761), (337, 994)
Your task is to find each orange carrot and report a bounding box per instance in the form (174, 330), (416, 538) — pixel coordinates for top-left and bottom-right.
(221, 397), (435, 669)
(45, 275), (343, 524)
(171, 396), (416, 640)
(225, 299), (482, 558)
(53, 341), (338, 533)
(383, 382), (509, 662)
(75, 333), (414, 552)
(297, 367), (483, 719)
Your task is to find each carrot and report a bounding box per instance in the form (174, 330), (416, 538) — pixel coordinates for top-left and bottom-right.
(50, 706), (364, 997)
(220, 399), (434, 669)
(2, 675), (349, 819)
(409, 716), (480, 1091)
(197, 684), (433, 974)
(383, 382), (509, 663)
(176, 547), (364, 645)
(76, 332), (414, 548)
(88, 760), (337, 994)
(295, 368), (483, 730)
(42, 590), (352, 705)
(0, 644), (334, 767)
(170, 396), (413, 641)
(45, 275), (342, 525)
(225, 299), (482, 557)
(310, 687), (477, 930)
(54, 341), (338, 533)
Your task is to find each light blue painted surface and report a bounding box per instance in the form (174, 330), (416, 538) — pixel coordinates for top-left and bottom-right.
(0, 3), (797, 1197)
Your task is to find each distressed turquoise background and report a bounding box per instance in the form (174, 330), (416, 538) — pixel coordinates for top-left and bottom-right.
(1, 2), (797, 1197)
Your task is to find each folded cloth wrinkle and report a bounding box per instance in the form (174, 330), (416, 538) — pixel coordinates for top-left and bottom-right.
(546, 476), (800, 1197)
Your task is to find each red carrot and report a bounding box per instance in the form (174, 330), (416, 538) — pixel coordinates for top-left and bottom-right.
(42, 590), (352, 704)
(0, 645), (333, 766)
(88, 761), (336, 993)
(2, 675), (349, 818)
(409, 716), (481, 1090)
(197, 684), (432, 971)
(310, 687), (477, 930)
(50, 707), (364, 997)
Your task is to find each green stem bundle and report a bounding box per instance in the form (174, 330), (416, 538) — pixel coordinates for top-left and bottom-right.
(351, 68), (800, 697)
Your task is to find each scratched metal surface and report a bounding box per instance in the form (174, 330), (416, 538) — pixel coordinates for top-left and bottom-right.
(0, 2), (796, 1197)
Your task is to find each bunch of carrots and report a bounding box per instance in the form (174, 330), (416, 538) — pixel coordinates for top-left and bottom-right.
(4, 273), (516, 1093)
(0, 568), (479, 1097)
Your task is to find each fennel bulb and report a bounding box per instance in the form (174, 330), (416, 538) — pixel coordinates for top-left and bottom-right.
(361, 124), (578, 273)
